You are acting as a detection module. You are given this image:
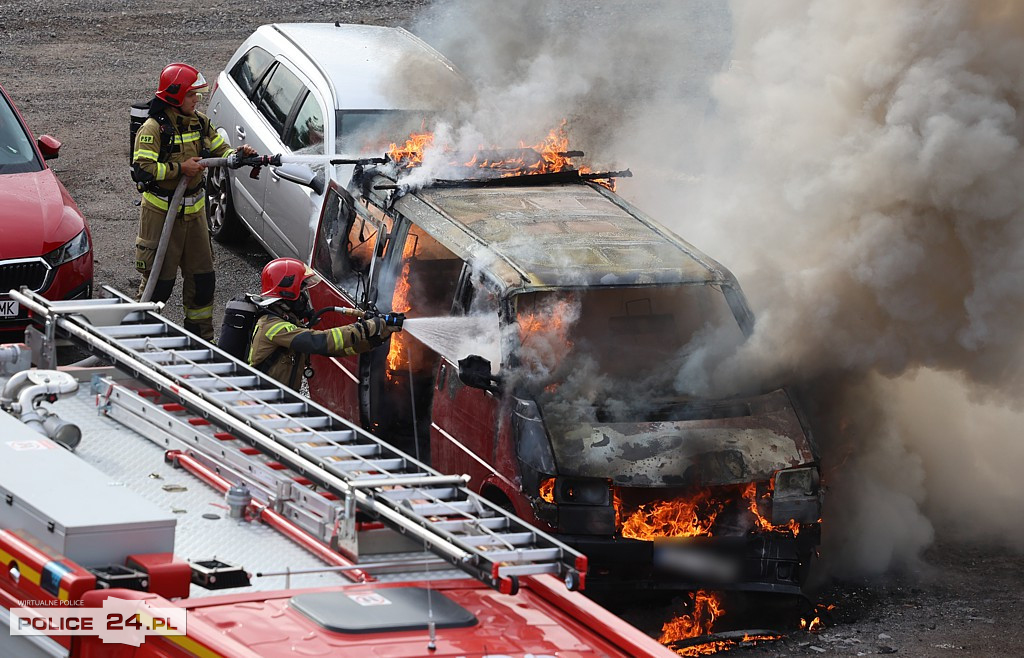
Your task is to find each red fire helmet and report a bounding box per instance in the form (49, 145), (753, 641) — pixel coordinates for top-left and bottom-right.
(260, 258), (318, 303)
(156, 63), (208, 107)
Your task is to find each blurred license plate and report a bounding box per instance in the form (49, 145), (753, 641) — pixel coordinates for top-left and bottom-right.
(653, 543), (739, 582)
(0, 300), (18, 317)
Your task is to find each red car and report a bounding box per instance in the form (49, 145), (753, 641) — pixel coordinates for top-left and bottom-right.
(0, 83), (92, 337)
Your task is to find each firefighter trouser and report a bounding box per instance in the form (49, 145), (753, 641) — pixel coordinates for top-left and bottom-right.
(135, 202), (216, 341)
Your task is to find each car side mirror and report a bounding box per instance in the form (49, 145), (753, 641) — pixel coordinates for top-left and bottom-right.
(37, 135), (61, 160)
(273, 163), (324, 195)
(458, 355), (501, 393)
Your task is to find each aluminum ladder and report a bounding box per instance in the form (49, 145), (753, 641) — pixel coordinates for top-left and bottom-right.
(11, 286), (586, 593)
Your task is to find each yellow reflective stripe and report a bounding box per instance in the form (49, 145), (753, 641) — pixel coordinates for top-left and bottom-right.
(142, 191), (169, 210)
(266, 321), (294, 341)
(134, 148), (159, 161)
(141, 192), (205, 214)
(210, 134), (226, 149)
(329, 327), (346, 351)
(183, 196), (205, 214)
(155, 162), (167, 180)
(185, 305), (213, 320)
(172, 131), (201, 144)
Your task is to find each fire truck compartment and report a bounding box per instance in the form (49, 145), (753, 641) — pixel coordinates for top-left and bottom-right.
(0, 407), (176, 567)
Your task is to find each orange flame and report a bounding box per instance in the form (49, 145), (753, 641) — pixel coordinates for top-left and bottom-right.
(539, 478), (555, 503)
(660, 590), (723, 654)
(386, 121), (614, 188)
(386, 241), (415, 374)
(388, 131), (435, 167)
(616, 483), (801, 540)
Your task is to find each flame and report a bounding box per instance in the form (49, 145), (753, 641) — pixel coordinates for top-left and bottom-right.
(660, 590), (723, 655)
(539, 478), (555, 503)
(388, 131), (434, 167)
(518, 299), (576, 350)
(616, 483), (801, 540)
(800, 616), (822, 633)
(386, 241), (415, 374)
(386, 121), (614, 188)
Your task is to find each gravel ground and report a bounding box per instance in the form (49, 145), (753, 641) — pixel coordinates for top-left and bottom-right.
(1, 2), (1021, 656)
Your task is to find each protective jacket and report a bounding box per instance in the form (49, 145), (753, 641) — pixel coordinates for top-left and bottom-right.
(249, 308), (384, 390)
(132, 105), (233, 215)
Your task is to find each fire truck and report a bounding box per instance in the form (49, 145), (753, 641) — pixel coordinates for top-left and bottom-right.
(289, 150), (823, 596)
(0, 288), (673, 656)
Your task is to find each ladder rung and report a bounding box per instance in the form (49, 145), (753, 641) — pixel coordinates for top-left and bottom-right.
(407, 500), (477, 516)
(479, 547), (562, 563)
(430, 517), (510, 533)
(98, 323), (167, 338)
(274, 430), (356, 443)
(326, 458), (405, 473)
(189, 375), (261, 389)
(379, 486), (459, 501)
(257, 416), (331, 430)
(140, 349), (212, 363)
(301, 444), (379, 458)
(165, 363), (237, 376)
(461, 531), (535, 547)
(231, 402), (308, 416)
(121, 336), (191, 349)
(495, 563), (561, 577)
(209, 389), (282, 402)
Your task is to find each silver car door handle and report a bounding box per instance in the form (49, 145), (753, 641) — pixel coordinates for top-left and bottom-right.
(235, 126), (246, 139)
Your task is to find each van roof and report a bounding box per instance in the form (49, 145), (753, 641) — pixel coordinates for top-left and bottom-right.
(390, 180), (731, 292)
(267, 23), (462, 111)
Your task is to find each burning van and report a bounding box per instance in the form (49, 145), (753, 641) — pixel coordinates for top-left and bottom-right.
(296, 145), (821, 594)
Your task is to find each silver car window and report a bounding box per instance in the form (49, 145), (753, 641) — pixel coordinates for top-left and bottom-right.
(256, 64), (304, 135)
(286, 92), (325, 154)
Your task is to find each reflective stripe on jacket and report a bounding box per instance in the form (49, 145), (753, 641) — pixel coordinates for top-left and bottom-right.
(132, 106), (233, 215)
(248, 312), (374, 389)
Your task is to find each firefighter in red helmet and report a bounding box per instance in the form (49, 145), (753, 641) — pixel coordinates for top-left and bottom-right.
(131, 62), (256, 340)
(248, 258), (402, 389)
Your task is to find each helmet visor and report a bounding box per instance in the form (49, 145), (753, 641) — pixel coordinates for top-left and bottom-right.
(188, 72), (209, 94)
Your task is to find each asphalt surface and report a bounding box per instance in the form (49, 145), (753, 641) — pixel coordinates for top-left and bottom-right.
(0, 1), (1020, 656)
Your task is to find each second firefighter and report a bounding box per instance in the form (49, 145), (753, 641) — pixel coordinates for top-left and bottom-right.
(248, 258), (400, 389)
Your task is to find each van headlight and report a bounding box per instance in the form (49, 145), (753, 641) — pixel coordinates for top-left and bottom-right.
(43, 229), (90, 267)
(771, 466), (821, 525)
(553, 477), (611, 506)
(774, 467), (819, 499)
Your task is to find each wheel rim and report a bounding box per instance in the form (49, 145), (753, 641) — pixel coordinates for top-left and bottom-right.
(207, 167), (228, 232)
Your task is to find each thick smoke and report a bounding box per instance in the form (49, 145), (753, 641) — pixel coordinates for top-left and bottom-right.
(408, 0), (1024, 575)
(673, 0), (1024, 573)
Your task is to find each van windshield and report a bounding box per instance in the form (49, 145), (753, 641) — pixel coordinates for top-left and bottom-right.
(512, 284), (746, 425)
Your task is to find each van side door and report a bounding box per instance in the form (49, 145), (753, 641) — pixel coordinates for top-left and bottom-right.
(428, 280), (520, 510)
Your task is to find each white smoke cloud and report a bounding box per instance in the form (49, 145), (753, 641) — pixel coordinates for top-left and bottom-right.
(407, 0), (1024, 576)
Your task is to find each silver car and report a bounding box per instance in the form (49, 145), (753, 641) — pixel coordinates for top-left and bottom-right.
(205, 23), (464, 260)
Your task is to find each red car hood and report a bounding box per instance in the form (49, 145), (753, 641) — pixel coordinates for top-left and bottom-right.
(0, 170), (83, 259)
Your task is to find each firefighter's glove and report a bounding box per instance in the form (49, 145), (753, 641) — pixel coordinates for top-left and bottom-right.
(359, 317), (393, 349)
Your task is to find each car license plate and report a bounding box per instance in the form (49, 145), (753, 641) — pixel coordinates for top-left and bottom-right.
(0, 300), (19, 318)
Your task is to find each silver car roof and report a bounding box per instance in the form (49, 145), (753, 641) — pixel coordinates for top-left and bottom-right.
(267, 23), (462, 111)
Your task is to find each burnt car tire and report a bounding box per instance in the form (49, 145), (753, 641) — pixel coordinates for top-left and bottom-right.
(207, 166), (247, 244)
